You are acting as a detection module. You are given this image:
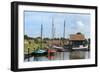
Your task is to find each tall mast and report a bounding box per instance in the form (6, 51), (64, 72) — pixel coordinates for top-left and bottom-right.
(62, 20), (66, 60)
(52, 18), (54, 45)
(63, 20), (66, 45)
(41, 24), (43, 49)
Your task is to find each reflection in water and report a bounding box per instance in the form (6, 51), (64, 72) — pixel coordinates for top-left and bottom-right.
(70, 51), (87, 59)
(24, 51), (90, 62)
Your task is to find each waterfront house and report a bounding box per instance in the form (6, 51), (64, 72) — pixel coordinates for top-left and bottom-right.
(69, 33), (86, 48)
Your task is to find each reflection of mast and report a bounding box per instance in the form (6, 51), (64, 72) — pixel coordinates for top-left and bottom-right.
(41, 24), (43, 49)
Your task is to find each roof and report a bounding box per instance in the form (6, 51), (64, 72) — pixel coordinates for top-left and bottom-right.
(70, 34), (85, 41)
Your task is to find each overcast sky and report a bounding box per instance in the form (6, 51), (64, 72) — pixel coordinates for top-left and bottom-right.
(24, 11), (90, 38)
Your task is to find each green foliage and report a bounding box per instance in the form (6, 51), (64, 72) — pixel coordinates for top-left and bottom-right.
(24, 38), (47, 54)
(24, 35), (29, 39)
(76, 32), (82, 35)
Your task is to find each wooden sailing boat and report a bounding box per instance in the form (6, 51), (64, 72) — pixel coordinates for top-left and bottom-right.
(34, 24), (47, 55)
(53, 20), (66, 52)
(47, 19), (56, 54)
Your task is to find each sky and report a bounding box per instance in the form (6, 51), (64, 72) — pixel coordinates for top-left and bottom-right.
(24, 11), (90, 39)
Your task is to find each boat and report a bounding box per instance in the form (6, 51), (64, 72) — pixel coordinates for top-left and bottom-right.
(33, 24), (47, 55)
(47, 49), (56, 54)
(72, 45), (89, 51)
(63, 45), (73, 52)
(47, 19), (57, 54)
(52, 45), (65, 52)
(52, 20), (66, 52)
(33, 49), (47, 55)
(50, 19), (66, 52)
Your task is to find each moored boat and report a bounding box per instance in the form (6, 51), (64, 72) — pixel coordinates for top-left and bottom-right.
(52, 45), (65, 52)
(33, 49), (47, 55)
(72, 45), (89, 51)
(47, 49), (56, 54)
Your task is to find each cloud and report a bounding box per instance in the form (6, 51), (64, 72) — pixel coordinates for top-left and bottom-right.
(77, 21), (84, 29)
(75, 21), (90, 38)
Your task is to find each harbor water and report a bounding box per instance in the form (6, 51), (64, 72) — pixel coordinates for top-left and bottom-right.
(24, 51), (90, 62)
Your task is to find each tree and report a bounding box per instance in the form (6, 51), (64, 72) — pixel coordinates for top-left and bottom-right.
(88, 38), (90, 44)
(61, 37), (66, 40)
(24, 35), (29, 39)
(24, 35), (34, 40)
(88, 38), (90, 48)
(76, 32), (82, 35)
(36, 37), (41, 39)
(83, 39), (88, 46)
(34, 38), (39, 44)
(43, 38), (50, 40)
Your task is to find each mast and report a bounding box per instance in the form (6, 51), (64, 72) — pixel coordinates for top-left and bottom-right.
(63, 20), (66, 60)
(63, 20), (66, 45)
(52, 19), (54, 45)
(41, 24), (43, 49)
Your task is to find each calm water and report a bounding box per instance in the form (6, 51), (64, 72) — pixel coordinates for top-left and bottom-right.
(24, 51), (90, 62)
